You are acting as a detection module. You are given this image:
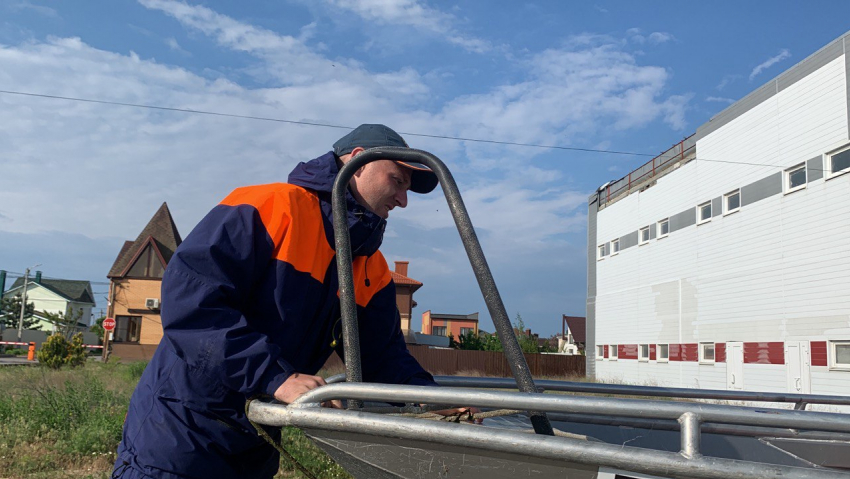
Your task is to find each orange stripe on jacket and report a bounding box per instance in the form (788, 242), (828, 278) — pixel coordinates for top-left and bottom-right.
(350, 251), (393, 308)
(220, 183), (335, 283)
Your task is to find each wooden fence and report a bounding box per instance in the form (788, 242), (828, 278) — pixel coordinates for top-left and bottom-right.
(323, 347), (585, 378)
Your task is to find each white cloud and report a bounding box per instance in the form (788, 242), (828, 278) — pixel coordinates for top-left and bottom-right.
(716, 74), (740, 91)
(165, 37), (190, 55)
(7, 1), (58, 17)
(749, 49), (791, 81)
(648, 32), (674, 44)
(706, 96), (735, 104)
(320, 0), (490, 53)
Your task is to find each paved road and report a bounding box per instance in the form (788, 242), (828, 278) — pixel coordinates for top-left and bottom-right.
(0, 355), (37, 365)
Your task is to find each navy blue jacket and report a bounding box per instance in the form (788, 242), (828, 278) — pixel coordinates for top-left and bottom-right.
(115, 152), (436, 478)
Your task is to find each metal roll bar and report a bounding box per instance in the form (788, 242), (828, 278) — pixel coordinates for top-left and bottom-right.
(332, 146), (553, 435)
(247, 399), (850, 479)
(430, 376), (850, 410)
(289, 383), (850, 434)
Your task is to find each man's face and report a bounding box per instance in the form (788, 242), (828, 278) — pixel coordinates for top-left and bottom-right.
(349, 151), (412, 219)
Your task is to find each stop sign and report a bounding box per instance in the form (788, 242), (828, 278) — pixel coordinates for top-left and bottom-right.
(102, 317), (116, 331)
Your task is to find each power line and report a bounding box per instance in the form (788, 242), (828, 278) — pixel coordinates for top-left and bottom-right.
(0, 89), (655, 158)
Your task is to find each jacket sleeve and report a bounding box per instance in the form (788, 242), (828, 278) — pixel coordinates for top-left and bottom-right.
(159, 195), (294, 397)
(354, 258), (438, 387)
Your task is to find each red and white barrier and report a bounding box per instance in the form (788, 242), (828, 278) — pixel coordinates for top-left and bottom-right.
(83, 344), (104, 349)
(0, 341), (30, 347)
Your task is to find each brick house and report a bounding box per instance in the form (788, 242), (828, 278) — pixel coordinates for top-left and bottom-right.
(422, 311), (479, 339)
(106, 202), (181, 360)
(390, 261), (422, 335)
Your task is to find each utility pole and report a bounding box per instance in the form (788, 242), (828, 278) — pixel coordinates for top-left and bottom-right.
(17, 264), (41, 341)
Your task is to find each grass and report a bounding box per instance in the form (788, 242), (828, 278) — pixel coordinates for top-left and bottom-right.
(0, 361), (351, 479)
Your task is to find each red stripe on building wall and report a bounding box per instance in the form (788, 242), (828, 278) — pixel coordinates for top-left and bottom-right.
(681, 343), (698, 362)
(649, 344), (656, 361)
(743, 342), (784, 364)
(715, 343), (726, 363)
(668, 343), (698, 361)
(619, 344), (638, 360)
(811, 341), (828, 367)
(603, 345), (609, 358)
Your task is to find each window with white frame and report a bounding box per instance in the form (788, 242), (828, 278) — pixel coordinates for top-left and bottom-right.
(697, 201), (712, 224)
(827, 145), (850, 178)
(611, 239), (620, 255)
(657, 344), (669, 363)
(596, 345), (604, 359)
(785, 163), (807, 193)
(699, 342), (715, 364)
(724, 189), (741, 215)
(830, 340), (850, 370)
(597, 243), (607, 260)
(609, 344), (618, 360)
(639, 344), (649, 362)
(639, 226), (650, 245)
(657, 218), (669, 238)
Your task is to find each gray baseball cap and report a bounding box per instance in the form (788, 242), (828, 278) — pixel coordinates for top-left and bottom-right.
(333, 124), (438, 194)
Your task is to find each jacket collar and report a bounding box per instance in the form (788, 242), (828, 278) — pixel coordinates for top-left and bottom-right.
(287, 152), (385, 257)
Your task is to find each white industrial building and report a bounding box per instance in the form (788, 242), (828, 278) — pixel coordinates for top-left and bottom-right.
(587, 31), (850, 398)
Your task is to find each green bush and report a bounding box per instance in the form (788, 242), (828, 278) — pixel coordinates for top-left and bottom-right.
(36, 333), (88, 369)
(38, 334), (70, 369)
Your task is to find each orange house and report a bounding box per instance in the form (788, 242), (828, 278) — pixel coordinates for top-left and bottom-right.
(106, 202), (182, 360)
(422, 311), (479, 339)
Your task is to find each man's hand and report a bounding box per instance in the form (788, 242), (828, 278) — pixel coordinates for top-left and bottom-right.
(431, 406), (483, 424)
(274, 372), (342, 409)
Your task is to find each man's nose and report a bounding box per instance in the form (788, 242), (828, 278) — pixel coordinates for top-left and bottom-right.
(396, 189), (408, 208)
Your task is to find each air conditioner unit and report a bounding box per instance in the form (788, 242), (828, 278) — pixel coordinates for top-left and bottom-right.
(145, 298), (161, 310)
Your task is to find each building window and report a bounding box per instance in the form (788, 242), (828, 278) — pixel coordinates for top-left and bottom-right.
(459, 327), (474, 336)
(827, 145), (850, 178)
(639, 344), (649, 362)
(830, 341), (850, 370)
(697, 201), (712, 224)
(724, 189), (741, 215)
(432, 326), (447, 336)
(611, 239), (620, 255)
(596, 345), (604, 359)
(785, 163), (807, 193)
(609, 344), (618, 360)
(114, 315), (141, 343)
(598, 243), (608, 260)
(657, 344), (669, 363)
(639, 226), (650, 245)
(699, 342), (715, 364)
(657, 218), (669, 239)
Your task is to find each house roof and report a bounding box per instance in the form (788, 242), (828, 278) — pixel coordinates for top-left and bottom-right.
(564, 315), (586, 343)
(429, 312), (479, 322)
(390, 270), (422, 286)
(8, 277), (95, 305)
(108, 202), (182, 278)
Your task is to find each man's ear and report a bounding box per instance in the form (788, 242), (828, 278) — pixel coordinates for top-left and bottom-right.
(349, 147), (367, 176)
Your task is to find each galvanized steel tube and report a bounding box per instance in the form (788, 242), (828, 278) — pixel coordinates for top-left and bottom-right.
(291, 383), (850, 433)
(332, 147), (553, 434)
(247, 401), (849, 479)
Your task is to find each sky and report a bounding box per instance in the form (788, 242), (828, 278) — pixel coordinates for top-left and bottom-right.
(1, 1), (849, 336)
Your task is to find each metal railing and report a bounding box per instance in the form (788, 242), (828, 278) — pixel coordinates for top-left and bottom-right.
(331, 147), (552, 434)
(247, 382), (850, 479)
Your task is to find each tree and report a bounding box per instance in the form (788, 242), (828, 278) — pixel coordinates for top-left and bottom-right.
(90, 315), (106, 342)
(36, 332), (87, 369)
(0, 294), (39, 330)
(513, 313), (539, 354)
(41, 308), (84, 340)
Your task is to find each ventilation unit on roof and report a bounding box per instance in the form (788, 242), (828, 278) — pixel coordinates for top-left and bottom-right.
(145, 298), (160, 310)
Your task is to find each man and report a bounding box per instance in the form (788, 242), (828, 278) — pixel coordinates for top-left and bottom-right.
(113, 124), (445, 478)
